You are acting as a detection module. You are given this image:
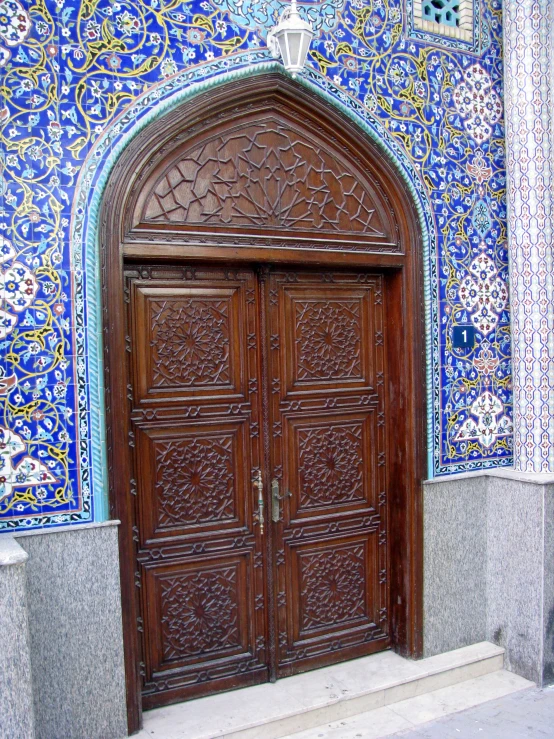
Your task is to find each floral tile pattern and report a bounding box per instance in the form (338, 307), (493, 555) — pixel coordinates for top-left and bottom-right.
(503, 0), (554, 472)
(0, 0), (511, 531)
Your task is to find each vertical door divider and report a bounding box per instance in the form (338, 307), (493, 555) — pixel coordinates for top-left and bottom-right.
(257, 264), (279, 683)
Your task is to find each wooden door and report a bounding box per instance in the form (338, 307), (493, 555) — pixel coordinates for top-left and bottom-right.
(103, 77), (424, 732)
(126, 265), (268, 708)
(126, 264), (389, 708)
(267, 270), (389, 676)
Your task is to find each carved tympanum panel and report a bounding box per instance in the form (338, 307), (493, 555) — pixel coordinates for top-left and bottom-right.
(295, 300), (363, 382)
(142, 121), (387, 236)
(155, 433), (235, 528)
(299, 544), (367, 631)
(297, 422), (364, 509)
(149, 297), (230, 388)
(159, 565), (241, 661)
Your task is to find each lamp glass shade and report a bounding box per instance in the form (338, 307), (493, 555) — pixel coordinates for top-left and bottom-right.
(271, 4), (314, 75)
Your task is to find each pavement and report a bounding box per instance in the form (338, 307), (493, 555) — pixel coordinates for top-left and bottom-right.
(391, 686), (554, 738)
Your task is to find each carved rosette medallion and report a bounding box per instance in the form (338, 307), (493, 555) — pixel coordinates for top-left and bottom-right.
(299, 545), (366, 631)
(155, 434), (235, 527)
(150, 298), (230, 387)
(298, 423), (364, 508)
(295, 300), (362, 381)
(160, 567), (240, 661)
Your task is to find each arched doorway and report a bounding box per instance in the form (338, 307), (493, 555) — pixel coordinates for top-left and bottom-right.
(101, 73), (425, 732)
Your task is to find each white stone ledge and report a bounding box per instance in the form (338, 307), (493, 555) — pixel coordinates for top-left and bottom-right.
(425, 468), (554, 485)
(0, 536), (29, 567)
(14, 519), (121, 539)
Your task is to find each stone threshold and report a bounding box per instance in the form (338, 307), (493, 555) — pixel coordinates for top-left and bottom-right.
(136, 642), (522, 739)
(281, 669), (533, 738)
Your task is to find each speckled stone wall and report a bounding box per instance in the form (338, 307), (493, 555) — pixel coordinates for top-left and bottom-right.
(17, 522), (127, 739)
(485, 474), (547, 683)
(543, 490), (554, 684)
(423, 474), (487, 657)
(0, 537), (34, 739)
(423, 471), (554, 686)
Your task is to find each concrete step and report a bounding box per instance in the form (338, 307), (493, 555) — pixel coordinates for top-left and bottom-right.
(280, 669), (534, 738)
(138, 642), (512, 739)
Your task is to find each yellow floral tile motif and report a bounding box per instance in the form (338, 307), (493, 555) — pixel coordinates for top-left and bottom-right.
(0, 0), (510, 530)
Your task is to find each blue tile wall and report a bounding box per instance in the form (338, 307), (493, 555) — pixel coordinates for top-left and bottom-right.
(0, 0), (511, 531)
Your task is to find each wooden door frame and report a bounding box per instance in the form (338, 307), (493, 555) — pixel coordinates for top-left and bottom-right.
(100, 73), (426, 734)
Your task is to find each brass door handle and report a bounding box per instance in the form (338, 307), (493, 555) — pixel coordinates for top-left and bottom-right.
(253, 470), (264, 534)
(271, 479), (291, 522)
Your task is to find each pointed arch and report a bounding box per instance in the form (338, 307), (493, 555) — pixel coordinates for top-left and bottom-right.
(73, 65), (432, 731)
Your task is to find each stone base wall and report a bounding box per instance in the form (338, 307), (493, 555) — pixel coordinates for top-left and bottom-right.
(424, 470), (554, 686)
(0, 537), (34, 739)
(10, 522), (128, 739)
(2, 477), (553, 738)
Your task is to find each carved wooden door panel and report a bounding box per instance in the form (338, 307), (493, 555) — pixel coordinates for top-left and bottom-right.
(266, 270), (390, 676)
(126, 265), (268, 708)
(126, 263), (390, 708)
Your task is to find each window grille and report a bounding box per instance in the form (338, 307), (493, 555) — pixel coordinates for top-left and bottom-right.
(414, 0), (473, 42)
(422, 0), (460, 28)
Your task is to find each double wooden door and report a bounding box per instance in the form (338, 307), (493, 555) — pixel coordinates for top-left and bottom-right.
(126, 263), (390, 708)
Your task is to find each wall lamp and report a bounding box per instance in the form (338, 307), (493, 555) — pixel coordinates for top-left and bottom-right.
(267, 0), (314, 77)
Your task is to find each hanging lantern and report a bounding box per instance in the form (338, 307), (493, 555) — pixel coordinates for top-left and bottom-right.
(267, 0), (314, 77)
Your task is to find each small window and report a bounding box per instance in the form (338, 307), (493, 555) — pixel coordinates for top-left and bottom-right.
(413, 0), (473, 43)
(422, 0), (460, 28)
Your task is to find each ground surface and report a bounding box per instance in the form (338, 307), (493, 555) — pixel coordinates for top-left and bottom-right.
(391, 686), (554, 738)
